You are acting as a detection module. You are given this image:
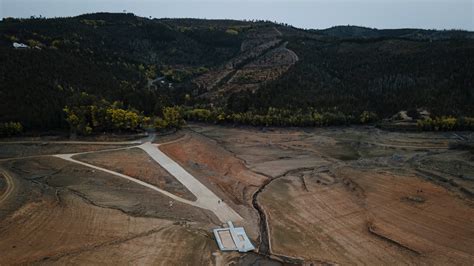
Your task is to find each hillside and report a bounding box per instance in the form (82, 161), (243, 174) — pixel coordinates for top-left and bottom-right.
(0, 13), (256, 129)
(1, 13), (473, 131)
(230, 37), (474, 117)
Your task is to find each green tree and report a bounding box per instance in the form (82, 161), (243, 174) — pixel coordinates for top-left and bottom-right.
(163, 106), (185, 129)
(153, 117), (168, 130)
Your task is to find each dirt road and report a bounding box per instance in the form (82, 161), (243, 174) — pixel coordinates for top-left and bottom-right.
(46, 137), (242, 223)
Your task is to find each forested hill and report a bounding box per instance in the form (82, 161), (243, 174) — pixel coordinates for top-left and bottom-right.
(315, 25), (474, 40)
(0, 13), (256, 129)
(1, 13), (473, 132)
(232, 37), (474, 118)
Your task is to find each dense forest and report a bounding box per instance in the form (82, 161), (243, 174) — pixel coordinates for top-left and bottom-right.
(228, 37), (474, 117)
(0, 13), (250, 130)
(1, 13), (473, 135)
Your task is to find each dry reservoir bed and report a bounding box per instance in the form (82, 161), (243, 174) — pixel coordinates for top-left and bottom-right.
(0, 156), (219, 265)
(0, 125), (473, 265)
(73, 148), (196, 201)
(190, 125), (474, 265)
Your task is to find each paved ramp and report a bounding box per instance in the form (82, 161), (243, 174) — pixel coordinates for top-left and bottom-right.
(139, 142), (242, 222)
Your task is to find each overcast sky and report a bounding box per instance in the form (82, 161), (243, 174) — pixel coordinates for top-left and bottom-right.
(1, 0), (473, 30)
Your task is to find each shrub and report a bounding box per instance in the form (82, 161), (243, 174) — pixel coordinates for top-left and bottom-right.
(184, 108), (212, 122)
(153, 117), (168, 130)
(359, 111), (378, 124)
(162, 106), (185, 129)
(0, 122), (23, 137)
(457, 117), (474, 130)
(154, 106), (185, 130)
(434, 116), (457, 131)
(417, 116), (458, 131)
(417, 117), (434, 130)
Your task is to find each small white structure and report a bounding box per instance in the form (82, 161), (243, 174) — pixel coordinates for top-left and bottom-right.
(213, 221), (255, 252)
(13, 42), (29, 49)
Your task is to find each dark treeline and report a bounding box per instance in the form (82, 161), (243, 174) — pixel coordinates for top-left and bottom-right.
(182, 107), (474, 131)
(183, 107), (378, 127)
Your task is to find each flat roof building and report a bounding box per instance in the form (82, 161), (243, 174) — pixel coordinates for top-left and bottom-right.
(213, 221), (255, 252)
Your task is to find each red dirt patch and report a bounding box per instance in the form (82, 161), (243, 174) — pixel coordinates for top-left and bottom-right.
(160, 133), (266, 206)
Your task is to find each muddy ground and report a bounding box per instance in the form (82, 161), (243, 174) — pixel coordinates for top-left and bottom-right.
(0, 125), (473, 265)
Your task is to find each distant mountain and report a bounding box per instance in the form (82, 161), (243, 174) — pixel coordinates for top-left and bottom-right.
(317, 25), (474, 40)
(1, 13), (473, 130)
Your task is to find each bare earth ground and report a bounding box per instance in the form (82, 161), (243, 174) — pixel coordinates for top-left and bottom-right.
(0, 132), (147, 142)
(260, 169), (474, 264)
(74, 148), (197, 201)
(0, 157), (220, 265)
(190, 124), (474, 265)
(1, 125), (473, 265)
(159, 133), (267, 239)
(0, 173), (5, 195)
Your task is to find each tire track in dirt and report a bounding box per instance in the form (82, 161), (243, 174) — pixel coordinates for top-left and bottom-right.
(0, 171), (15, 205)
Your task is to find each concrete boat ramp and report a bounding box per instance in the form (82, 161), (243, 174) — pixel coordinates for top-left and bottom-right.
(213, 221), (255, 252)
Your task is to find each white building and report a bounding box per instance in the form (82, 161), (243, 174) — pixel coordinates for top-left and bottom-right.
(13, 42), (29, 49)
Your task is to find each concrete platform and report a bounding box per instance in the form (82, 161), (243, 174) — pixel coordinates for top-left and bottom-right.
(213, 221), (255, 252)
